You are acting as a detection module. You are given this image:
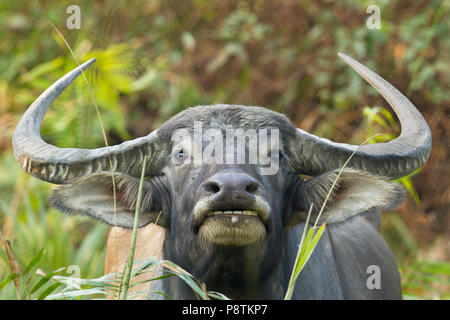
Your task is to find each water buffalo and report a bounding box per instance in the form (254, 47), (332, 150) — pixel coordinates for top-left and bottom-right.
(12, 53), (431, 299)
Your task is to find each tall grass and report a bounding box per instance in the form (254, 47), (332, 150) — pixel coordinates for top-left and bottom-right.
(0, 174), (107, 299)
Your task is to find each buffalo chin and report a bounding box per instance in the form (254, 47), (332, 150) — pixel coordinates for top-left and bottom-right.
(198, 215), (266, 246)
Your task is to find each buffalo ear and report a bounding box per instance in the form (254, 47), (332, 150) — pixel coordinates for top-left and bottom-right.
(284, 168), (404, 229)
(51, 173), (169, 229)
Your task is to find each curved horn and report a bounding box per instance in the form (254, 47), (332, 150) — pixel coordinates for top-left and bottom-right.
(13, 59), (166, 184)
(290, 53), (431, 179)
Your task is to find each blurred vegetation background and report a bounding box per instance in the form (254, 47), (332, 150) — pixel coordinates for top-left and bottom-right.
(0, 0), (448, 299)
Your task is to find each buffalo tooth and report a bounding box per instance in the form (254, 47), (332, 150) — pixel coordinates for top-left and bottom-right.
(224, 211), (233, 215)
(233, 211), (242, 214)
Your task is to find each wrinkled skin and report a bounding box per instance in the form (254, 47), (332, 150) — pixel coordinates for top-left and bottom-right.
(160, 159), (294, 299)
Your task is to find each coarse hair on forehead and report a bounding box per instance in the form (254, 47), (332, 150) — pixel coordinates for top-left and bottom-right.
(157, 104), (298, 141)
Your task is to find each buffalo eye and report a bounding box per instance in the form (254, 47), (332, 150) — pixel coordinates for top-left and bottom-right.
(171, 147), (189, 165)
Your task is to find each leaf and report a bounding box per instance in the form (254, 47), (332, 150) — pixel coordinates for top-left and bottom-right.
(0, 273), (18, 291)
(45, 288), (113, 300)
(38, 282), (62, 300)
(130, 257), (161, 278)
(379, 108), (400, 132)
(151, 291), (174, 300)
(130, 273), (173, 288)
(207, 291), (231, 300)
(400, 177), (421, 205)
(163, 260), (207, 299)
(294, 227), (315, 275)
(19, 57), (64, 84)
(296, 223), (327, 278)
(50, 275), (118, 288)
(23, 247), (46, 275)
(30, 267), (65, 294)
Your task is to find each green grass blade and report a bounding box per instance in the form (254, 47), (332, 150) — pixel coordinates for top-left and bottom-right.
(0, 273), (18, 291)
(38, 282), (62, 300)
(23, 247), (46, 275)
(51, 275), (118, 288)
(163, 260), (208, 299)
(130, 273), (174, 288)
(284, 204), (313, 300)
(207, 291), (231, 300)
(152, 291), (174, 300)
(166, 270), (206, 299)
(46, 288), (112, 300)
(30, 267), (65, 294)
(294, 223), (327, 281)
(130, 257), (161, 278)
(118, 155), (148, 300)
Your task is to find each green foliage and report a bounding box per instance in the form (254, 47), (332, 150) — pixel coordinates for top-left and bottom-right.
(363, 106), (421, 205)
(401, 260), (450, 300)
(218, 8), (271, 43)
(0, 168), (107, 299)
(40, 257), (231, 300)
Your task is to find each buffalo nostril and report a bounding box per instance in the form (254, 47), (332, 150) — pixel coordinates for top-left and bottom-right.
(204, 172), (259, 199)
(245, 182), (258, 194)
(205, 181), (221, 194)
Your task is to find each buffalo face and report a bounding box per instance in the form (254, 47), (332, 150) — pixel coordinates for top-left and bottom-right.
(155, 106), (302, 284)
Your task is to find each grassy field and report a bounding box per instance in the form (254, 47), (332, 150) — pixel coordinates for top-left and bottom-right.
(0, 0), (448, 299)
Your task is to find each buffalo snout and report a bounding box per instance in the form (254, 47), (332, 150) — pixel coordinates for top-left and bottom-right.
(203, 171), (259, 204)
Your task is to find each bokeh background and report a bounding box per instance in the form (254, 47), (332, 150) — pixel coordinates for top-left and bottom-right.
(0, 0), (448, 299)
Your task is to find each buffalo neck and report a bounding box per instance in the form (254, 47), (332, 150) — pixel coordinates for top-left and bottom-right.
(162, 232), (289, 299)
